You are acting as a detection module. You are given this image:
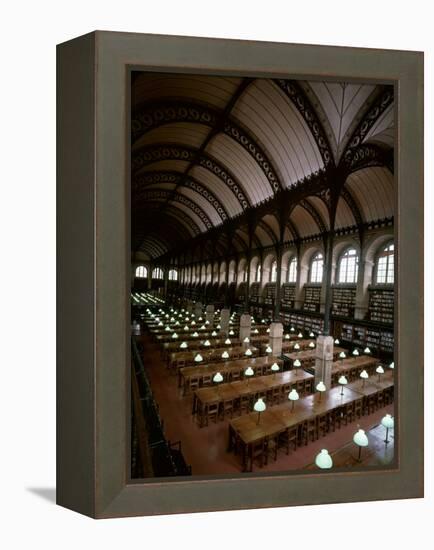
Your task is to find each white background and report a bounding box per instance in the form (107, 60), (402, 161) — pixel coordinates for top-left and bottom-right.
(1, 0), (432, 547)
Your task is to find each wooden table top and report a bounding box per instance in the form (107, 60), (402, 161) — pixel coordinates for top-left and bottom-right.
(180, 355), (283, 380)
(330, 355), (379, 375)
(230, 385), (363, 445)
(169, 345), (259, 364)
(195, 369), (313, 407)
(346, 370), (394, 396)
(284, 346), (345, 362)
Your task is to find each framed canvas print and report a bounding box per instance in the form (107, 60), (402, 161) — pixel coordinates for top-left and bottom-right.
(57, 31), (424, 518)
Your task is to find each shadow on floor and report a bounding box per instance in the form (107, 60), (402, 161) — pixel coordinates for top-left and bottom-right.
(27, 487), (56, 504)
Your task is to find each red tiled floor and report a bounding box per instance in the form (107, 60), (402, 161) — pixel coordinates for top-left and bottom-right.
(141, 333), (393, 475)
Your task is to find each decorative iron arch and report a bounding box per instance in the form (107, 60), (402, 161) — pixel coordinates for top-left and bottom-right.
(132, 144), (251, 208)
(273, 79), (334, 167)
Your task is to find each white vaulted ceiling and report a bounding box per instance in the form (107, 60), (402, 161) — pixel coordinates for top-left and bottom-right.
(131, 72), (394, 258)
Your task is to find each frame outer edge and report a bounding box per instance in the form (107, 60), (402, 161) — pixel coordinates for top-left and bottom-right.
(56, 31), (97, 518)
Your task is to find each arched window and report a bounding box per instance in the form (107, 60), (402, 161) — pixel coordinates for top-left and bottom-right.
(310, 253), (324, 283)
(135, 265), (148, 278)
(376, 243), (394, 284)
(338, 248), (359, 283)
(152, 267), (163, 280)
(168, 269), (178, 281)
(270, 260), (277, 282)
(288, 257), (297, 283)
(255, 264), (262, 282)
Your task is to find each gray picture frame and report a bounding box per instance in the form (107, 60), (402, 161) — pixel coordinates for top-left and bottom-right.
(57, 31), (424, 518)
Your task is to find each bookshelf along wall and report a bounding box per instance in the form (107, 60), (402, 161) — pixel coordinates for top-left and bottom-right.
(335, 321), (394, 355)
(264, 283), (276, 306)
(303, 285), (321, 312)
(250, 282), (260, 303)
(279, 311), (324, 334)
(281, 284), (296, 308)
(368, 287), (394, 324)
(331, 286), (356, 317)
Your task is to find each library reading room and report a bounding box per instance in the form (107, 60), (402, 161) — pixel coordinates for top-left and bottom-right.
(130, 72), (395, 478)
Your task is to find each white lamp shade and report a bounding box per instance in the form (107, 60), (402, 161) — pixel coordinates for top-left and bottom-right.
(158, 321), (163, 326)
(284, 334), (290, 340)
(213, 372), (223, 384)
(261, 319), (266, 323)
(191, 320), (196, 325)
(334, 338), (340, 345)
(253, 328), (259, 334)
(221, 351), (229, 359)
(194, 354), (203, 363)
(338, 375), (348, 385)
(389, 361), (395, 369)
(265, 345), (272, 353)
(309, 342), (315, 349)
(294, 343), (300, 350)
(204, 340), (211, 346)
(271, 362), (280, 372)
(170, 317), (175, 322)
(364, 347), (371, 354)
(172, 332), (178, 339)
(298, 332), (303, 338)
(381, 414), (394, 429)
(376, 365), (385, 374)
(183, 325), (189, 331)
(225, 338), (231, 345)
(229, 330), (235, 336)
(293, 359), (301, 367)
(244, 366), (254, 377)
(253, 398), (266, 413)
(175, 321), (180, 326)
(200, 325), (206, 330)
(180, 342), (188, 349)
(339, 352), (346, 359)
(353, 429), (369, 447)
(315, 449), (333, 469)
(243, 337), (250, 343)
(245, 348), (253, 356)
(288, 389), (299, 401)
(216, 324), (221, 329)
(192, 332), (199, 337)
(211, 331), (217, 337)
(205, 320), (210, 325)
(266, 328), (270, 333)
(290, 327), (295, 332)
(165, 326), (171, 331)
(198, 317), (203, 321)
(360, 370), (369, 379)
(309, 332), (315, 338)
(352, 349), (360, 356)
(316, 381), (326, 392)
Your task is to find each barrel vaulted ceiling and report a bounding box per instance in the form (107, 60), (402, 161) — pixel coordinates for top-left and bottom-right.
(131, 72), (394, 261)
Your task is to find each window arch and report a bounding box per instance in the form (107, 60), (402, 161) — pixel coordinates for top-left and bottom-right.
(255, 263), (262, 282)
(338, 247), (359, 283)
(152, 267), (164, 280)
(270, 260), (277, 282)
(168, 269), (178, 281)
(376, 242), (394, 284)
(135, 265), (148, 278)
(288, 257), (297, 283)
(310, 253), (324, 283)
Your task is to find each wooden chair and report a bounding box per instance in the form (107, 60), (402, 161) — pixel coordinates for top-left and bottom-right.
(189, 376), (200, 392)
(220, 399), (235, 420)
(264, 435), (279, 464)
(318, 413), (329, 437)
(267, 386), (282, 406)
(354, 398), (363, 419)
(229, 370), (241, 381)
(238, 394), (252, 415)
(344, 402), (355, 425)
(250, 439), (267, 470)
(296, 380), (305, 396)
(201, 374), (212, 387)
(204, 403), (219, 426)
(302, 418), (317, 445)
(333, 406), (345, 430)
(278, 426), (298, 454)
